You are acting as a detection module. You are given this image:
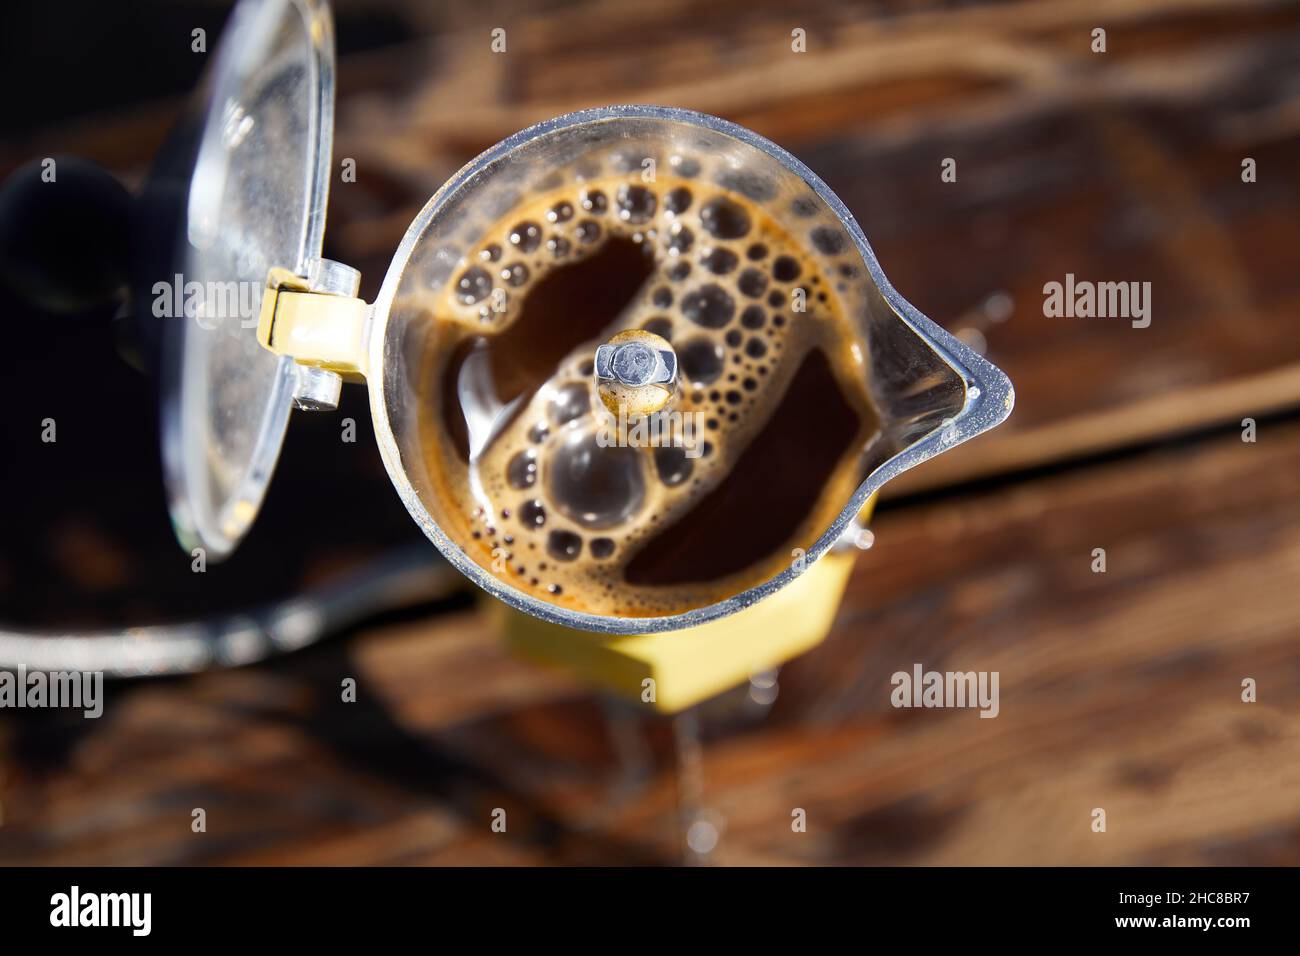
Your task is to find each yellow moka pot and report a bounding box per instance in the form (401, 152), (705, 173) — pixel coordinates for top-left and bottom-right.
(157, 0), (1013, 711)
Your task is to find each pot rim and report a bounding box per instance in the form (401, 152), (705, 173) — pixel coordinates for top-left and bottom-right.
(366, 104), (1014, 635)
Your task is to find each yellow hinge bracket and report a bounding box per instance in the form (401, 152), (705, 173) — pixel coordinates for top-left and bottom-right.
(256, 265), (369, 380)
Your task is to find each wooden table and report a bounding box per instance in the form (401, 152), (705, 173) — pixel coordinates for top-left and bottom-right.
(1, 0), (1299, 865)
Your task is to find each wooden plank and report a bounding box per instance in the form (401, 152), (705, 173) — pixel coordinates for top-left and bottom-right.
(4, 421), (1298, 864)
(319, 0), (1300, 485)
(3, 0), (1300, 867)
(4, 0), (1299, 485)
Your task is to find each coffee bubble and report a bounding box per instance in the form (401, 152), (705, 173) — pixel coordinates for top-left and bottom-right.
(702, 247), (738, 275)
(699, 197), (751, 239)
(456, 267), (493, 305)
(507, 449), (538, 489)
(547, 430), (645, 529)
(519, 499), (546, 528)
(549, 382), (590, 425)
(653, 445), (693, 486)
(617, 184), (656, 223)
(510, 221), (543, 252)
(642, 316), (673, 340)
(678, 337), (724, 385)
(681, 284), (734, 328)
(738, 268), (768, 298)
(665, 223), (693, 255)
(809, 226), (846, 255)
(547, 529), (583, 561)
(772, 255), (801, 281)
(665, 187), (692, 215)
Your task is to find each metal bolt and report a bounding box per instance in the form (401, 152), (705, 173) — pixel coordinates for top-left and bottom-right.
(292, 364), (343, 411)
(593, 330), (678, 416)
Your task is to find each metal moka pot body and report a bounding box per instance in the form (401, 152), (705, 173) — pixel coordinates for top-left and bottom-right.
(363, 107), (1014, 635)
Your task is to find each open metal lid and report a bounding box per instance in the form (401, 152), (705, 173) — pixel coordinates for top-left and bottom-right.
(160, 0), (335, 559)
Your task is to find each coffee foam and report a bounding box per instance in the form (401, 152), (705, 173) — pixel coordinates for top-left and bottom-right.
(417, 154), (880, 617)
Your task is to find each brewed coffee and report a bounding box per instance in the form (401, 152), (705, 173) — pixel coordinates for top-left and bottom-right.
(413, 147), (881, 617)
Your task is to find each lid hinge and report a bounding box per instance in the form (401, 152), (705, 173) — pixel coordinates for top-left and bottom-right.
(256, 262), (369, 398)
